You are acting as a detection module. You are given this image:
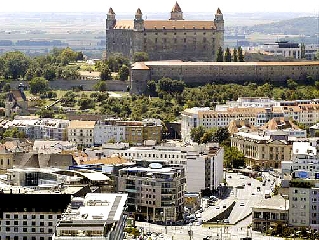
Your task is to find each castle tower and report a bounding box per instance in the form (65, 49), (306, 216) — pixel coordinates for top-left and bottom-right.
(170, 2), (184, 20)
(134, 8), (144, 31)
(106, 7), (116, 30)
(214, 8), (224, 31)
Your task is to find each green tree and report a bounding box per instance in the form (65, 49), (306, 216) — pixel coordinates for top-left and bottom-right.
(147, 80), (157, 96)
(238, 46), (244, 62)
(107, 53), (130, 72)
(61, 91), (77, 107)
(224, 47), (232, 62)
(94, 81), (107, 92)
(43, 65), (56, 81)
(287, 79), (298, 90)
(100, 66), (112, 80)
(2, 51), (30, 79)
(133, 52), (149, 62)
(3, 127), (26, 139)
(118, 65), (130, 81)
(36, 108), (54, 118)
(29, 77), (48, 95)
(190, 126), (206, 144)
(213, 127), (230, 145)
(2, 83), (11, 92)
(300, 43), (306, 59)
(224, 146), (246, 169)
(78, 98), (95, 110)
(216, 46), (224, 62)
(233, 48), (238, 62)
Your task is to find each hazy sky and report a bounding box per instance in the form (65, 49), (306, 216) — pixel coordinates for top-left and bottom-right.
(1, 0), (318, 13)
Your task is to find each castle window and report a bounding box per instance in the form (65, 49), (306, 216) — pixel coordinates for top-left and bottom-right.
(174, 32), (177, 35)
(203, 32), (206, 35)
(184, 32), (186, 35)
(155, 32), (158, 35)
(144, 33), (147, 36)
(184, 38), (186, 43)
(163, 26), (165, 30)
(174, 38), (177, 44)
(155, 38), (158, 43)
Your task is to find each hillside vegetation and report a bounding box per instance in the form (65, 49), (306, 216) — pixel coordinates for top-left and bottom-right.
(247, 17), (318, 36)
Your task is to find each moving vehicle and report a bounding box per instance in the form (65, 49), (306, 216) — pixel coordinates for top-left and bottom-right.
(264, 190), (271, 198)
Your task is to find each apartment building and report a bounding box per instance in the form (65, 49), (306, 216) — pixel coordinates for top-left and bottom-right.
(94, 119), (125, 145)
(289, 179), (319, 230)
(185, 146), (224, 193)
(4, 118), (69, 141)
(53, 193), (128, 240)
(94, 119), (162, 146)
(290, 142), (319, 177)
(181, 107), (284, 142)
(68, 121), (95, 148)
(252, 195), (289, 231)
(118, 164), (185, 222)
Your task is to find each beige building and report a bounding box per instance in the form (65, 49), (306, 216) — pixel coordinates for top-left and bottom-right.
(106, 2), (224, 61)
(131, 61), (319, 94)
(0, 151), (14, 172)
(231, 131), (293, 169)
(68, 121), (96, 148)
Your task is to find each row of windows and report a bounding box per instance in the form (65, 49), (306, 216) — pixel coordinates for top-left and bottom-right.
(2, 227), (53, 233)
(5, 221), (53, 226)
(145, 31), (210, 35)
(0, 237), (52, 240)
(4, 214), (57, 220)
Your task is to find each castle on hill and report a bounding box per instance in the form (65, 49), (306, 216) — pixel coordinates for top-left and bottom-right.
(106, 2), (224, 61)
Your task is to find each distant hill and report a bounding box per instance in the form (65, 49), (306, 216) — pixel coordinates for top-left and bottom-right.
(247, 17), (318, 36)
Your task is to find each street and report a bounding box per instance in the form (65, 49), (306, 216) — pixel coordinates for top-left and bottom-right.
(133, 170), (282, 240)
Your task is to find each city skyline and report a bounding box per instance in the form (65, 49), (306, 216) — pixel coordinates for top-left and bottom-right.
(0, 0), (318, 13)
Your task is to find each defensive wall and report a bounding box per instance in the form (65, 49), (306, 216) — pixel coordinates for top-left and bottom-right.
(10, 79), (129, 92)
(131, 61), (319, 94)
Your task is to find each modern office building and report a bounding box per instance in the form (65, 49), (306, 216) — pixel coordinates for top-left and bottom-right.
(118, 164), (185, 222)
(53, 193), (128, 240)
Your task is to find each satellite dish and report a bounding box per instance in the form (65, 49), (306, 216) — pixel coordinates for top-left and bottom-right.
(149, 163), (162, 169)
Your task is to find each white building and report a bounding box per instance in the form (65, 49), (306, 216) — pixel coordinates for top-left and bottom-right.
(0, 185), (83, 240)
(186, 146), (224, 193)
(4, 118), (70, 141)
(54, 193), (128, 240)
(289, 180), (319, 230)
(291, 142), (319, 177)
(86, 142), (224, 193)
(94, 119), (125, 145)
(68, 121), (96, 148)
(260, 41), (301, 59)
